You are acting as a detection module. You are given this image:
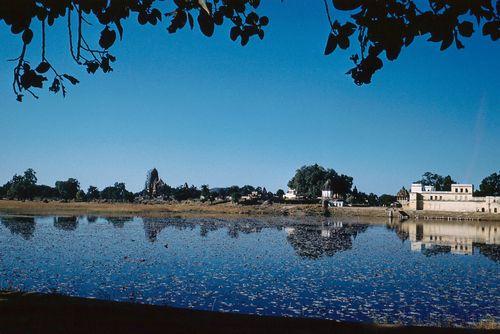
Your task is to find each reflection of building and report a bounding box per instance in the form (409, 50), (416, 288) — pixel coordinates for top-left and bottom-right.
(407, 183), (500, 213)
(401, 221), (499, 256)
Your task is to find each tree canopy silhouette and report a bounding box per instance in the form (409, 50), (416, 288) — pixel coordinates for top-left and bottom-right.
(1, 0), (498, 101)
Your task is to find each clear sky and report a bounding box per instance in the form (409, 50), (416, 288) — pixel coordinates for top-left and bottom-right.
(0, 2), (499, 194)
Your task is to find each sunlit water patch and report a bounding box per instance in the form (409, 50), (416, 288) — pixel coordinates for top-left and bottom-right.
(0, 215), (498, 326)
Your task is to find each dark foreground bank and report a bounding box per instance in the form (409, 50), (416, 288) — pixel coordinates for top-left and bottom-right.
(0, 292), (495, 334)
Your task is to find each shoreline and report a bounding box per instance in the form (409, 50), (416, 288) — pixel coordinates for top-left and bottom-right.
(0, 200), (499, 221)
(0, 291), (496, 333)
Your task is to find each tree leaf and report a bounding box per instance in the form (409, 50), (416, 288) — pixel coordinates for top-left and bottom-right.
(458, 21), (473, 37)
(230, 26), (240, 41)
(333, 0), (361, 10)
(22, 28), (33, 44)
(35, 61), (51, 74)
(63, 74), (80, 85)
(197, 11), (214, 37)
(324, 33), (337, 55)
(99, 27), (116, 49)
(338, 35), (350, 49)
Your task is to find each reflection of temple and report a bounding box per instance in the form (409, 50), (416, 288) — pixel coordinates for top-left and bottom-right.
(400, 221), (499, 258)
(143, 220), (169, 242)
(1, 216), (36, 240)
(285, 222), (368, 259)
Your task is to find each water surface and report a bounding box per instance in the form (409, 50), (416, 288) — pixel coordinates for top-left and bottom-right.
(0, 215), (498, 326)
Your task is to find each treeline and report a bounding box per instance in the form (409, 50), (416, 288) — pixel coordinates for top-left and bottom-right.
(0, 168), (279, 204)
(287, 164), (396, 206)
(142, 182), (277, 203)
(415, 171), (500, 196)
(0, 169), (134, 202)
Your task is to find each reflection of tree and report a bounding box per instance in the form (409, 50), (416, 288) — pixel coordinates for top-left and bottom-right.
(286, 224), (368, 259)
(200, 222), (219, 237)
(1, 216), (36, 240)
(474, 243), (500, 263)
(106, 217), (132, 229)
(143, 218), (268, 241)
(53, 216), (78, 231)
(87, 216), (98, 223)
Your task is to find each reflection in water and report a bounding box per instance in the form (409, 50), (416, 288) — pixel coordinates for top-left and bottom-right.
(1, 216), (36, 240)
(53, 216), (78, 231)
(87, 216), (98, 223)
(0, 215), (498, 326)
(143, 220), (169, 242)
(392, 221), (499, 261)
(106, 217), (133, 229)
(286, 222), (368, 259)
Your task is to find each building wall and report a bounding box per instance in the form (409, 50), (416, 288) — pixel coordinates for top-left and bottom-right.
(406, 183), (500, 213)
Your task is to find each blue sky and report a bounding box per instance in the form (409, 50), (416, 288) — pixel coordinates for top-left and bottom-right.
(0, 2), (499, 194)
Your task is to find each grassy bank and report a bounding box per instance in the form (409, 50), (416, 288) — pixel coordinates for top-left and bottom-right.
(0, 291), (496, 334)
(0, 199), (377, 218)
(0, 200), (499, 221)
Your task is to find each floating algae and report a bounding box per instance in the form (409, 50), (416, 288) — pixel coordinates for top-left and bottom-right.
(0, 215), (498, 327)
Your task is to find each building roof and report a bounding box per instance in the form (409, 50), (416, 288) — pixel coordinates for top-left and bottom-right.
(397, 187), (409, 198)
(323, 179), (333, 191)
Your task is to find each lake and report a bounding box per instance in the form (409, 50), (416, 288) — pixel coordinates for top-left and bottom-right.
(0, 215), (498, 327)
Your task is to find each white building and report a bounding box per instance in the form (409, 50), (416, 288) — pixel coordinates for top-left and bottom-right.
(321, 179), (334, 199)
(329, 199), (344, 207)
(284, 189), (298, 200)
(406, 183), (500, 213)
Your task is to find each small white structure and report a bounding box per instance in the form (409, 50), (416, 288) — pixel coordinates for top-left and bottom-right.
(284, 188), (298, 200)
(321, 180), (334, 199)
(329, 199), (344, 207)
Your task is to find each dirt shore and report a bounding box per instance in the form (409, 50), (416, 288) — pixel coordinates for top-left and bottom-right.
(0, 200), (499, 221)
(0, 199), (381, 218)
(0, 291), (496, 334)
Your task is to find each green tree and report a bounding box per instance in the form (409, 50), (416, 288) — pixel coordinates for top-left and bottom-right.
(5, 168), (38, 200)
(288, 164), (353, 199)
(0, 181), (10, 198)
(417, 172), (456, 191)
(101, 182), (135, 202)
(240, 185), (255, 196)
(55, 178), (80, 200)
(477, 172), (500, 196)
(379, 194), (396, 207)
(275, 189), (285, 200)
(34, 184), (59, 199)
(231, 192), (241, 203)
(75, 190), (87, 202)
(86, 186), (100, 201)
(200, 184), (210, 202)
